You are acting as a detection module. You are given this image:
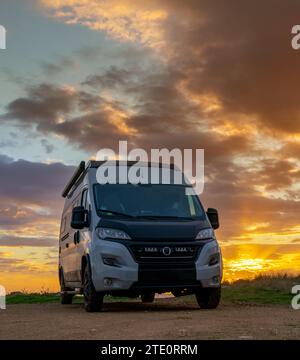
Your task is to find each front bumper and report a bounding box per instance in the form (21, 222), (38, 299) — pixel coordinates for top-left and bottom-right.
(90, 239), (222, 292)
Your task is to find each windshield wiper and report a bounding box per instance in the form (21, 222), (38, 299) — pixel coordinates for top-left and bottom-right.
(98, 211), (196, 221)
(135, 215), (195, 221)
(98, 209), (135, 218)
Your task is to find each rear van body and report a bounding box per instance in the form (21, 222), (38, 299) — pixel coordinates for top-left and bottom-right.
(59, 161), (222, 311)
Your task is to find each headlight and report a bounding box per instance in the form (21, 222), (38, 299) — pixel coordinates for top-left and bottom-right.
(96, 227), (131, 240)
(195, 228), (215, 240)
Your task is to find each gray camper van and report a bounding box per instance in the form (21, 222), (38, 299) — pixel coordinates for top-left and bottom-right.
(59, 161), (222, 312)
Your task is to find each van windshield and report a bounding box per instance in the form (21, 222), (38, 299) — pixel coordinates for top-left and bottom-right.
(94, 184), (205, 219)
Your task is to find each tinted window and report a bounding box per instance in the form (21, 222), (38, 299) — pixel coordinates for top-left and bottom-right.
(94, 184), (205, 219)
(81, 188), (88, 209)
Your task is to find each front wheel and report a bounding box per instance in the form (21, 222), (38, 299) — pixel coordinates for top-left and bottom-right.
(83, 266), (103, 312)
(195, 287), (221, 309)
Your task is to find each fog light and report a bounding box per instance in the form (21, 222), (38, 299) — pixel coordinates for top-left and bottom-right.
(208, 253), (220, 266)
(102, 257), (119, 267)
(104, 278), (113, 286)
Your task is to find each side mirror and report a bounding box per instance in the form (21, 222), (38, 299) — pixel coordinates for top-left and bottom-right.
(71, 206), (89, 229)
(206, 208), (219, 230)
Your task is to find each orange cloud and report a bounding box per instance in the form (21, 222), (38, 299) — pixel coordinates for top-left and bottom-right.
(41, 0), (167, 49)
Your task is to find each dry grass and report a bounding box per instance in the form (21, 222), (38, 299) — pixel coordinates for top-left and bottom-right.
(224, 274), (300, 293)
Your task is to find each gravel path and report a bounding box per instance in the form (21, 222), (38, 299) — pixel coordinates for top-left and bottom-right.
(0, 300), (299, 340)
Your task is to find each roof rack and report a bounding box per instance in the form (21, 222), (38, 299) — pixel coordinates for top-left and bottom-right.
(62, 160), (179, 197)
(62, 161), (85, 198)
(86, 160), (177, 169)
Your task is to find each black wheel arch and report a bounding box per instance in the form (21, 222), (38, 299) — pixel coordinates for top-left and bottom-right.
(81, 254), (91, 285)
(59, 266), (65, 287)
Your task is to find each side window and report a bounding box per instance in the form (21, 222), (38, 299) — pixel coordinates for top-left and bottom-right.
(187, 195), (196, 216)
(81, 189), (88, 210)
(61, 217), (66, 234)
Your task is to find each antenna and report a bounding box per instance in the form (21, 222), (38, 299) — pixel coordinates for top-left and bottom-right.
(62, 161), (85, 198)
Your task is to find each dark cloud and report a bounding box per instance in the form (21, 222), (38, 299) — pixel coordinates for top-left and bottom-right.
(2, 84), (76, 127)
(0, 235), (56, 247)
(0, 156), (74, 207)
(1, 81), (138, 151)
(55, 111), (129, 151)
(40, 57), (76, 77)
(161, 0), (300, 133)
(0, 156), (74, 248)
(40, 139), (55, 154)
(253, 159), (300, 191)
(1, 83), (101, 131)
(0, 205), (44, 227)
(83, 66), (135, 89)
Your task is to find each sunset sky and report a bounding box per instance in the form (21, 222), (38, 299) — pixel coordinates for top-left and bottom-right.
(1, 0), (300, 292)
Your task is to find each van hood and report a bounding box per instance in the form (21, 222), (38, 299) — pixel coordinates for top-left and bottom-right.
(97, 218), (211, 241)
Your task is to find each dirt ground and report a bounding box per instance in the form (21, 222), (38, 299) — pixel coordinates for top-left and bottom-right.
(1, 299), (300, 340)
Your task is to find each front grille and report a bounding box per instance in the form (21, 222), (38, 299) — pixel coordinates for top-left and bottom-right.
(138, 263), (196, 285)
(129, 242), (203, 264)
(126, 242), (204, 289)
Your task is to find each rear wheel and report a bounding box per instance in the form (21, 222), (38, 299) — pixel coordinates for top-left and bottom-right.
(141, 293), (155, 303)
(60, 270), (73, 305)
(83, 266), (103, 312)
(195, 287), (221, 309)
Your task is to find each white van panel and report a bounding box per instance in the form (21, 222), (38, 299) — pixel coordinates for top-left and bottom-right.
(89, 238), (138, 292)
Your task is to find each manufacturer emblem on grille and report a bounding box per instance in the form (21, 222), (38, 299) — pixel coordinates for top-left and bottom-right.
(162, 246), (172, 256)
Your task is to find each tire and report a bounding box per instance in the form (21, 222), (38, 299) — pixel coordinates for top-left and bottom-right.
(60, 270), (73, 305)
(195, 287), (221, 309)
(141, 293), (155, 303)
(83, 266), (103, 312)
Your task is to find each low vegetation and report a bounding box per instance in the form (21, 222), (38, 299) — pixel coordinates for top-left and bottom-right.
(220, 274), (299, 305)
(7, 292), (60, 304)
(6, 274), (299, 306)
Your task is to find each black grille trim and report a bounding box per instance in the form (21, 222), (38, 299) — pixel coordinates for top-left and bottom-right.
(129, 242), (204, 264)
